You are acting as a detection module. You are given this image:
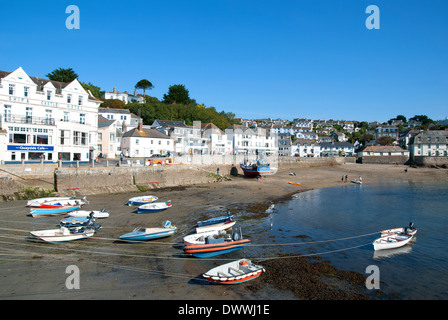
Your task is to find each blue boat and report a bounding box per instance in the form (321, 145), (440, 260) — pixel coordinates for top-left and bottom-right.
(137, 201), (171, 213)
(59, 213), (99, 228)
(30, 205), (82, 217)
(183, 231), (251, 258)
(197, 211), (234, 228)
(240, 159), (271, 178)
(119, 221), (176, 242)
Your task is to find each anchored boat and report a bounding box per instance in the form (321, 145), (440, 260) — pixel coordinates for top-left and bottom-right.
(119, 221), (176, 242)
(183, 231), (251, 258)
(203, 259), (265, 284)
(30, 226), (98, 243)
(373, 233), (414, 251)
(68, 208), (110, 218)
(30, 205), (82, 217)
(380, 222), (417, 237)
(128, 195), (158, 206)
(137, 201), (172, 213)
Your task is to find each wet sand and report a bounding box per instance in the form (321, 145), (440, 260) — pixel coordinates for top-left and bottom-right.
(0, 163), (446, 300)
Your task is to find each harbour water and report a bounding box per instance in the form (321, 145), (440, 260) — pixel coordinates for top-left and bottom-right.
(243, 182), (448, 300)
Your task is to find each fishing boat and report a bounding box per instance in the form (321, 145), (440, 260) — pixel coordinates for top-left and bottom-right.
(27, 196), (75, 207)
(240, 159), (271, 178)
(195, 220), (236, 234)
(203, 259), (265, 284)
(67, 208), (110, 218)
(183, 231), (251, 258)
(30, 205), (82, 217)
(38, 196), (87, 209)
(127, 195), (158, 206)
(373, 233), (414, 251)
(137, 201), (172, 213)
(380, 222), (417, 237)
(183, 229), (230, 245)
(119, 221), (176, 242)
(30, 226), (97, 243)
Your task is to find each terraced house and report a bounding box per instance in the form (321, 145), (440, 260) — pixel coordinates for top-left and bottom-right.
(409, 130), (448, 166)
(0, 67), (102, 163)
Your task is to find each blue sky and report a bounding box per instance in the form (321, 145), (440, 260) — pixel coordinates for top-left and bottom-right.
(0, 0), (447, 123)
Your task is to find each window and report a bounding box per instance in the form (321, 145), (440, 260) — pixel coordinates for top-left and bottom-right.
(3, 105), (11, 122)
(80, 113), (86, 124)
(73, 131), (87, 146)
(67, 94), (72, 103)
(60, 130), (70, 145)
(11, 152), (15, 161)
(34, 134), (49, 145)
(78, 96), (83, 105)
(135, 139), (139, 145)
(24, 86), (29, 97)
(63, 112), (69, 122)
(9, 84), (15, 95)
(25, 107), (33, 123)
(47, 90), (52, 100)
(98, 133), (102, 141)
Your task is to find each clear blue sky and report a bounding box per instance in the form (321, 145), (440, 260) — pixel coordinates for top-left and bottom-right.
(1, 0), (447, 123)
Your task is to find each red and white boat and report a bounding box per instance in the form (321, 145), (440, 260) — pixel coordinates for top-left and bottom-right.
(38, 196), (87, 209)
(203, 259), (265, 284)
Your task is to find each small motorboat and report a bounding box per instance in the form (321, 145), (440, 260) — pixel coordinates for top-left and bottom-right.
(183, 229), (231, 245)
(119, 221), (176, 242)
(67, 208), (110, 218)
(128, 195), (158, 206)
(380, 222), (417, 237)
(30, 205), (82, 217)
(30, 226), (98, 243)
(27, 195), (75, 207)
(183, 231), (251, 258)
(59, 213), (101, 229)
(351, 179), (362, 184)
(38, 196), (88, 209)
(197, 212), (234, 228)
(137, 201), (171, 213)
(195, 221), (236, 234)
(203, 259), (265, 284)
(373, 233), (414, 251)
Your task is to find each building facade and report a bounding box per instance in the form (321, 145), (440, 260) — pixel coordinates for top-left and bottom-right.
(0, 67), (102, 162)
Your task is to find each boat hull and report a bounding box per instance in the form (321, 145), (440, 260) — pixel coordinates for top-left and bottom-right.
(30, 205), (82, 217)
(27, 197), (72, 207)
(373, 234), (413, 251)
(137, 202), (172, 213)
(30, 229), (95, 243)
(68, 210), (110, 218)
(203, 259), (265, 284)
(195, 221), (235, 233)
(119, 228), (176, 241)
(240, 165), (271, 178)
(183, 239), (251, 258)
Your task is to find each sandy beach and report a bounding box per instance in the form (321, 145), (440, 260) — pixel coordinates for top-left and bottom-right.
(0, 163), (447, 300)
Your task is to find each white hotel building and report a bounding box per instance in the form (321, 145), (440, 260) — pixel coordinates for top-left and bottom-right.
(0, 67), (102, 162)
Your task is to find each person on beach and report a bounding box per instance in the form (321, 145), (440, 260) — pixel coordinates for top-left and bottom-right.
(345, 175), (348, 182)
(342, 175), (344, 182)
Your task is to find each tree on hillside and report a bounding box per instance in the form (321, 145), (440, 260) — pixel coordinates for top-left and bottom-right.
(376, 136), (395, 146)
(135, 79), (154, 96)
(163, 84), (193, 105)
(100, 99), (126, 109)
(81, 82), (104, 99)
(46, 68), (78, 82)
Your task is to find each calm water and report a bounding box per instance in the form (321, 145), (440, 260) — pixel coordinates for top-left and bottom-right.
(242, 182), (448, 300)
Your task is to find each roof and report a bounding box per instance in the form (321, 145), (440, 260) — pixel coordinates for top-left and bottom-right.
(320, 142), (354, 148)
(122, 127), (171, 139)
(98, 108), (130, 114)
(359, 145), (408, 153)
(152, 120), (186, 127)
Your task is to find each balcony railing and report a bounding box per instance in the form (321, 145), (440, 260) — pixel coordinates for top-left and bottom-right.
(2, 114), (55, 126)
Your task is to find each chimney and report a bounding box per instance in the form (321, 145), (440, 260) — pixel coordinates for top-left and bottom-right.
(138, 122), (142, 131)
(134, 89), (137, 96)
(113, 86), (116, 93)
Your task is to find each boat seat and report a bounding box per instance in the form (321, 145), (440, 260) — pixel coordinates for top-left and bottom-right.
(217, 271), (231, 278)
(228, 267), (244, 275)
(205, 237), (225, 244)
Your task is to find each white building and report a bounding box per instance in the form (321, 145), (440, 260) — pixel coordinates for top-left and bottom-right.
(98, 107), (142, 133)
(121, 123), (174, 157)
(97, 115), (122, 158)
(225, 124), (278, 155)
(201, 123), (233, 155)
(320, 142), (355, 157)
(291, 139), (321, 157)
(102, 87), (145, 104)
(409, 130), (448, 158)
(0, 67), (102, 162)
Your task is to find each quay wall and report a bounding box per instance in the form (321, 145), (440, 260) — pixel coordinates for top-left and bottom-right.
(1, 156), (348, 198)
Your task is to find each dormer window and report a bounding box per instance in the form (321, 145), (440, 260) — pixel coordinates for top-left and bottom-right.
(9, 84), (15, 95)
(67, 94), (72, 103)
(78, 96), (83, 105)
(47, 90), (52, 100)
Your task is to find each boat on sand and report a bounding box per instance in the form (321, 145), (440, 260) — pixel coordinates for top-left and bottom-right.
(202, 259), (265, 284)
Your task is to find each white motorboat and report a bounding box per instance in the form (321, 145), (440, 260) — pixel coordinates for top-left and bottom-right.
(203, 259), (265, 284)
(183, 229), (231, 245)
(27, 196), (74, 207)
(68, 208), (110, 218)
(30, 226), (96, 243)
(380, 222), (417, 237)
(373, 233), (413, 251)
